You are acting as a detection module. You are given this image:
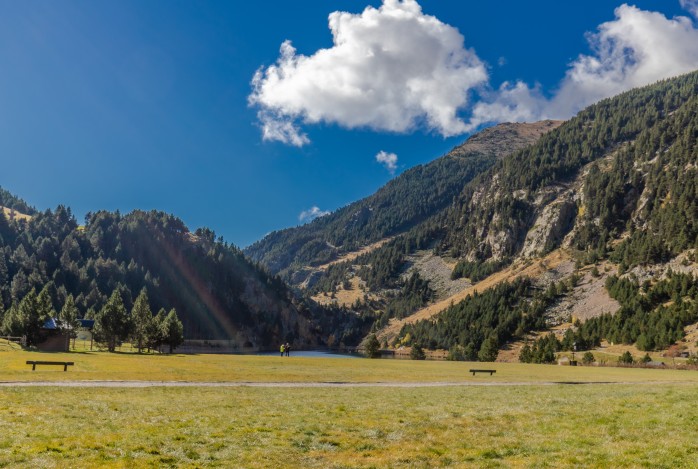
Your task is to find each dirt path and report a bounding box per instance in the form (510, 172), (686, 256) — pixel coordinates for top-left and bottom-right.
(316, 237), (395, 271)
(0, 380), (685, 388)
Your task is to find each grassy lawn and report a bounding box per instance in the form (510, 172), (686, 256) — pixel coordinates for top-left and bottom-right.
(3, 348), (698, 384)
(2, 384), (698, 467)
(3, 349), (698, 467)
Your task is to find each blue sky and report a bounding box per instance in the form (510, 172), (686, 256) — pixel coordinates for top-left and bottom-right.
(1, 1), (696, 247)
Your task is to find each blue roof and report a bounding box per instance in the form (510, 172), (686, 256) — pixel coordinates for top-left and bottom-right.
(42, 318), (95, 330)
(42, 318), (59, 330)
(79, 319), (95, 329)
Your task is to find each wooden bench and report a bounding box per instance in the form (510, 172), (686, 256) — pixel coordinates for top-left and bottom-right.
(469, 369), (496, 376)
(26, 361), (74, 371)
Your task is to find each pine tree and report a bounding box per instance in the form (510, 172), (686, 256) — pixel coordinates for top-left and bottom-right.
(162, 308), (184, 354)
(18, 289), (42, 346)
(37, 285), (56, 322)
(410, 343), (426, 360)
(146, 308), (166, 352)
(130, 288), (152, 353)
(519, 343), (533, 363)
(10, 271), (29, 304)
(478, 336), (499, 362)
(364, 334), (381, 358)
(59, 294), (80, 349)
(1, 302), (22, 337)
(94, 289), (131, 352)
(0, 255), (8, 291)
(618, 351), (634, 365)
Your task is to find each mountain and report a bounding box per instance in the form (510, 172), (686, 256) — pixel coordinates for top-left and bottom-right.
(245, 120), (561, 283)
(249, 70), (698, 361)
(0, 192), (364, 348)
(399, 70), (698, 359)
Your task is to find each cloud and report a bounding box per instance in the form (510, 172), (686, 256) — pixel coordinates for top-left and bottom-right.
(299, 206), (330, 223)
(257, 111), (309, 147)
(469, 4), (698, 128)
(249, 0), (488, 145)
(251, 1), (698, 144)
(680, 0), (698, 18)
(375, 151), (398, 174)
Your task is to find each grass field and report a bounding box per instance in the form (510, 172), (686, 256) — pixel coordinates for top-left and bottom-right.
(2, 348), (698, 384)
(2, 349), (698, 467)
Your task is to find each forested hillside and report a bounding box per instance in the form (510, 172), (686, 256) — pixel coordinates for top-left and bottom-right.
(438, 71), (698, 265)
(398, 71), (698, 359)
(245, 121), (560, 280)
(277, 71), (698, 359)
(0, 195), (365, 347)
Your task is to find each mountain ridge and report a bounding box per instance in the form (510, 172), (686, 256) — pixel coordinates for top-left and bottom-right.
(245, 119), (562, 282)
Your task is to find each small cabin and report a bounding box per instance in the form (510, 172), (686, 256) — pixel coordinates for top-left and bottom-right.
(36, 318), (95, 352)
(36, 318), (70, 352)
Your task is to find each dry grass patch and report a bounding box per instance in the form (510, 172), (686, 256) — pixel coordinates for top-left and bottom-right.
(315, 237), (395, 271)
(312, 276), (374, 307)
(1, 206), (32, 222)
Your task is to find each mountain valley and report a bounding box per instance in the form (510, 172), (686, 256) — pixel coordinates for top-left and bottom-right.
(2, 72), (698, 362)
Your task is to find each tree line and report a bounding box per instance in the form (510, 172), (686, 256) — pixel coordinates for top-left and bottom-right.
(0, 202), (366, 347)
(1, 285), (184, 353)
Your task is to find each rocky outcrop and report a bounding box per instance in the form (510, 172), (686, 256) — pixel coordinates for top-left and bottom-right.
(521, 195), (577, 258)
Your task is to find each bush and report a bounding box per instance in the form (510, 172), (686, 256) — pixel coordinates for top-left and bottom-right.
(582, 351), (595, 365)
(618, 350), (634, 365)
(447, 345), (466, 361)
(410, 344), (426, 360)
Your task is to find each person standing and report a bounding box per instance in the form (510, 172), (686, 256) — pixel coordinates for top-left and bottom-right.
(280, 343), (285, 357)
(285, 342), (290, 357)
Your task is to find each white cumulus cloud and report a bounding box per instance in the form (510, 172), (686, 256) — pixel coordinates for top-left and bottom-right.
(375, 151), (398, 174)
(249, 0), (488, 145)
(299, 206), (330, 223)
(469, 4), (698, 128)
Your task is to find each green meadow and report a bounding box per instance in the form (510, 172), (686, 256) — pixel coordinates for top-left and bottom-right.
(2, 349), (698, 467)
(3, 348), (698, 384)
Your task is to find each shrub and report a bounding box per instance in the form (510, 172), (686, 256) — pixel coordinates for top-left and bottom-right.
(618, 351), (634, 365)
(582, 351), (595, 365)
(410, 344), (426, 360)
